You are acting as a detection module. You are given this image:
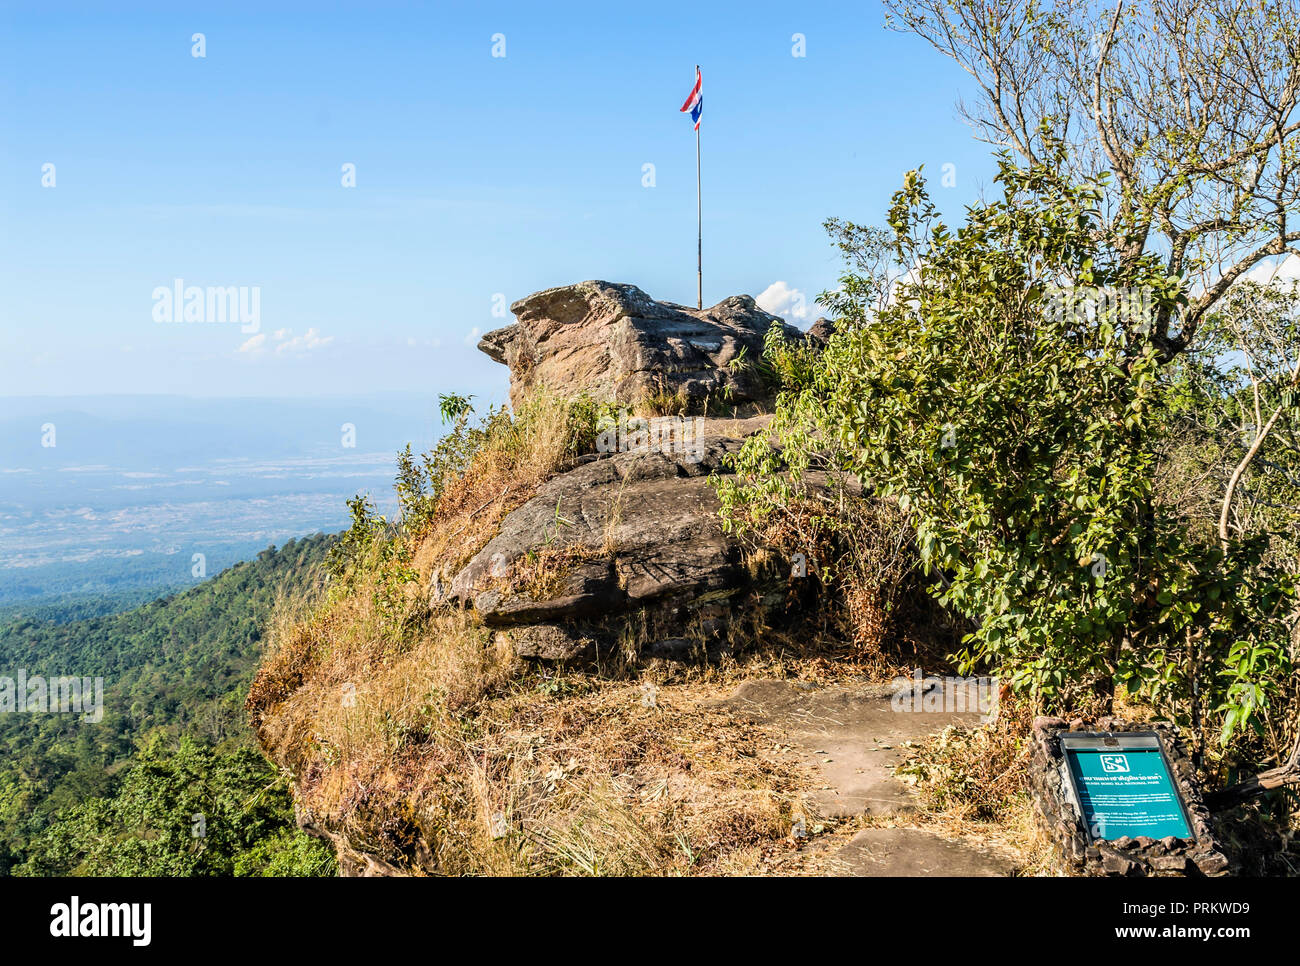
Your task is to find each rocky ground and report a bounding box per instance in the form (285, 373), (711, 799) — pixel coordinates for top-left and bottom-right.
(252, 279), (1040, 876)
(713, 678), (1022, 876)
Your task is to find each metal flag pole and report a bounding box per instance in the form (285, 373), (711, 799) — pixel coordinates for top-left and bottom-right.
(695, 64), (702, 310)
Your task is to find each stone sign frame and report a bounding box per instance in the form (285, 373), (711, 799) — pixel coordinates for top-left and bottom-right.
(1059, 730), (1196, 843)
(1029, 717), (1233, 876)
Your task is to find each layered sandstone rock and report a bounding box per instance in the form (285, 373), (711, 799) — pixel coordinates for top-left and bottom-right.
(434, 416), (781, 661)
(427, 282), (839, 662)
(478, 280), (801, 412)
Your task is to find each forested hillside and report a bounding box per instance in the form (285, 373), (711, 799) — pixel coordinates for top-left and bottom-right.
(0, 534), (337, 875)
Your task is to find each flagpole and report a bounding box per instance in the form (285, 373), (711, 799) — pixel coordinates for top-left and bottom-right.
(695, 65), (702, 310)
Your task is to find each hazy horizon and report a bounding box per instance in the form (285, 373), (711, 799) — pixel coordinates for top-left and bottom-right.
(0, 392), (458, 607)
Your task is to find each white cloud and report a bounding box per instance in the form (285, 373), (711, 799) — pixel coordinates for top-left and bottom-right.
(275, 328), (334, 354)
(464, 326), (481, 345)
(756, 281), (828, 327)
(1244, 254), (1300, 288)
(239, 328), (333, 357)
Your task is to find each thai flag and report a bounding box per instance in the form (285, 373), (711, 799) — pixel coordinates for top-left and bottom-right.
(679, 66), (702, 130)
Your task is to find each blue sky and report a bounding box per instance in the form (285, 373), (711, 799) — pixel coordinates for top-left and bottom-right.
(0, 0), (996, 403)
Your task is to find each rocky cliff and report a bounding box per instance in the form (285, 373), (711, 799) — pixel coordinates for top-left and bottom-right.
(433, 418), (776, 662)
(247, 281), (914, 877)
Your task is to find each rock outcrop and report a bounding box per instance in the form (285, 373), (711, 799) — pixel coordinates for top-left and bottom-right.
(434, 416), (782, 661)
(805, 317), (837, 345)
(479, 280), (801, 412)
(431, 280), (841, 662)
(251, 279), (1028, 880)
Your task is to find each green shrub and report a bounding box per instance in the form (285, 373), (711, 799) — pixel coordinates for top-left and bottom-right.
(720, 148), (1296, 760)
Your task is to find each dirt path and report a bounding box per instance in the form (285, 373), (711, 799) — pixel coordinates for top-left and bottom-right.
(713, 678), (1020, 876)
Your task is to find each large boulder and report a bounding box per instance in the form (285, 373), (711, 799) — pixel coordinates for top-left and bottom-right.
(479, 281), (799, 412)
(436, 416), (786, 660)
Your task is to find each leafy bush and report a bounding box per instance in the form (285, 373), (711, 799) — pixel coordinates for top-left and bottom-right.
(721, 150), (1297, 759)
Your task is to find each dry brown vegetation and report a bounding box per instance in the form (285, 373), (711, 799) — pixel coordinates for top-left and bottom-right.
(247, 392), (899, 876)
(254, 597), (798, 873)
(725, 482), (960, 680)
(247, 389), (1053, 876)
(888, 694), (1058, 874)
(409, 392), (599, 587)
(249, 558), (907, 875)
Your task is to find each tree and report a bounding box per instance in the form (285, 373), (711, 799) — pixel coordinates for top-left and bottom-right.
(720, 152), (1296, 760)
(15, 738), (334, 877)
(885, 0), (1300, 359)
(1198, 282), (1300, 549)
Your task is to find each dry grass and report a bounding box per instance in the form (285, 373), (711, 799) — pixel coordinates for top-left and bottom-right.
(728, 486), (957, 682)
(249, 535), (894, 876)
(250, 576), (516, 772)
(636, 383), (765, 419)
(253, 587), (817, 875)
(410, 392), (596, 590)
(897, 721), (1029, 822)
(248, 388), (1032, 877)
(252, 558), (1038, 875)
(638, 386), (694, 417)
(247, 391), (832, 876)
(440, 680), (810, 875)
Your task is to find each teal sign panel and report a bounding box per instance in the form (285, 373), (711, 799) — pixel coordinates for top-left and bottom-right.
(1063, 738), (1192, 841)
